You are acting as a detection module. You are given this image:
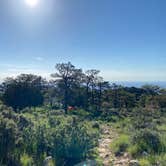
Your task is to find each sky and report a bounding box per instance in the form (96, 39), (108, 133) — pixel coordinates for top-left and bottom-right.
(0, 0), (166, 82)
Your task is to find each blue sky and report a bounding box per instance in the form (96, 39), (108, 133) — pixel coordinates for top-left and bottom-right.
(0, 0), (166, 81)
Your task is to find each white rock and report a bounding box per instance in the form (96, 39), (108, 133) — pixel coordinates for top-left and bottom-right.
(129, 160), (139, 166)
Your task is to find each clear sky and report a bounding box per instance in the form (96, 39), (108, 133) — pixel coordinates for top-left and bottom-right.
(0, 0), (166, 82)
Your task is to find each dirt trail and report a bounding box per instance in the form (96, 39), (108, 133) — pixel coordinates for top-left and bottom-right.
(98, 125), (131, 166)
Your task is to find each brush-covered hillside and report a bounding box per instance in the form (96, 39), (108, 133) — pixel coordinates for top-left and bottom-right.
(0, 62), (166, 166)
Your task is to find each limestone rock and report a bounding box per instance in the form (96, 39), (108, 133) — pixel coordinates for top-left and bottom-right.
(129, 160), (139, 166)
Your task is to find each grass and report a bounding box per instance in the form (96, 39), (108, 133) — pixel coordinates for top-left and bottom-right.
(138, 154), (166, 166)
(20, 154), (33, 166)
(110, 117), (132, 134)
(127, 144), (139, 157)
(108, 113), (166, 165)
(110, 134), (130, 156)
(139, 158), (150, 166)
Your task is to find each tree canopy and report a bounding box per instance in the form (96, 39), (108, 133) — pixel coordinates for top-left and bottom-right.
(2, 74), (44, 111)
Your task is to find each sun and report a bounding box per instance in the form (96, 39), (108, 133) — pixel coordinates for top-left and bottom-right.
(25, 0), (39, 8)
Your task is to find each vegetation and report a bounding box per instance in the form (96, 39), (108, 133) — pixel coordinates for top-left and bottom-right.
(2, 74), (44, 111)
(110, 134), (130, 156)
(0, 62), (165, 165)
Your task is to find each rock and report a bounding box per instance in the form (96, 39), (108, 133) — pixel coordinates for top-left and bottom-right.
(129, 160), (139, 166)
(103, 130), (110, 135)
(74, 160), (97, 166)
(123, 152), (130, 158)
(142, 151), (149, 156)
(114, 159), (129, 165)
(43, 156), (52, 166)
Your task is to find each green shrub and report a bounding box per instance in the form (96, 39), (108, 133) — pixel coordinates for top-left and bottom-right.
(138, 155), (166, 166)
(0, 109), (23, 165)
(128, 145), (139, 157)
(69, 109), (90, 117)
(110, 134), (130, 156)
(92, 121), (100, 129)
(132, 129), (163, 155)
(23, 115), (99, 166)
(143, 154), (166, 166)
(20, 154), (34, 166)
(160, 134), (166, 153)
(50, 118), (99, 166)
(139, 158), (150, 166)
(158, 154), (166, 166)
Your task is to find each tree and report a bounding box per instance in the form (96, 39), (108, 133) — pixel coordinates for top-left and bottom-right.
(142, 84), (161, 95)
(84, 69), (100, 111)
(109, 84), (123, 108)
(2, 74), (44, 111)
(96, 78), (110, 112)
(51, 62), (83, 113)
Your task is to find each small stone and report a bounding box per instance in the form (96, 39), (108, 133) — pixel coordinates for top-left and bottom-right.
(142, 151), (148, 156)
(43, 156), (52, 166)
(124, 152), (130, 158)
(129, 160), (139, 166)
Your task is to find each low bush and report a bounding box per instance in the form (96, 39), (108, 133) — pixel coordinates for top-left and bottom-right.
(23, 115), (99, 166)
(139, 154), (166, 166)
(127, 145), (139, 158)
(50, 118), (99, 165)
(110, 134), (130, 156)
(20, 154), (34, 166)
(132, 129), (163, 155)
(139, 158), (150, 166)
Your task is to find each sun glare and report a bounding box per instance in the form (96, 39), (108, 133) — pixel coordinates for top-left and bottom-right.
(25, 0), (39, 8)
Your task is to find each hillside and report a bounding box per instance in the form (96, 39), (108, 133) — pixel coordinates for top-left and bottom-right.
(0, 63), (166, 166)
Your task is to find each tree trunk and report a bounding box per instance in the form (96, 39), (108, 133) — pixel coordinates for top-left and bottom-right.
(85, 83), (89, 111)
(98, 83), (102, 112)
(64, 81), (68, 114)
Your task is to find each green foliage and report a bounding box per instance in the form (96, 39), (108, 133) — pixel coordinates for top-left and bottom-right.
(2, 74), (44, 111)
(110, 134), (130, 156)
(0, 109), (23, 165)
(131, 108), (159, 129)
(108, 108), (166, 165)
(139, 158), (150, 166)
(139, 154), (166, 166)
(68, 108), (91, 118)
(132, 129), (163, 155)
(21, 111), (99, 166)
(0, 106), (166, 165)
(129, 109), (165, 157)
(20, 154), (34, 166)
(127, 145), (139, 157)
(50, 117), (99, 165)
(0, 63), (165, 165)
(0, 105), (100, 166)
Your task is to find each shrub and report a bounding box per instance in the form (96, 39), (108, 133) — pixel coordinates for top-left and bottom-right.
(160, 134), (166, 153)
(92, 121), (100, 129)
(158, 154), (166, 165)
(0, 109), (23, 165)
(139, 158), (150, 166)
(20, 154), (34, 166)
(128, 145), (139, 158)
(132, 129), (162, 155)
(69, 109), (90, 117)
(138, 155), (166, 166)
(50, 118), (99, 166)
(23, 115), (99, 166)
(110, 134), (130, 156)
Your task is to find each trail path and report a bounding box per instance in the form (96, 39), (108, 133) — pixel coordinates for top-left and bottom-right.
(98, 124), (132, 166)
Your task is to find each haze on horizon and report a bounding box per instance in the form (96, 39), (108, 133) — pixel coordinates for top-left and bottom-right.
(0, 0), (166, 82)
